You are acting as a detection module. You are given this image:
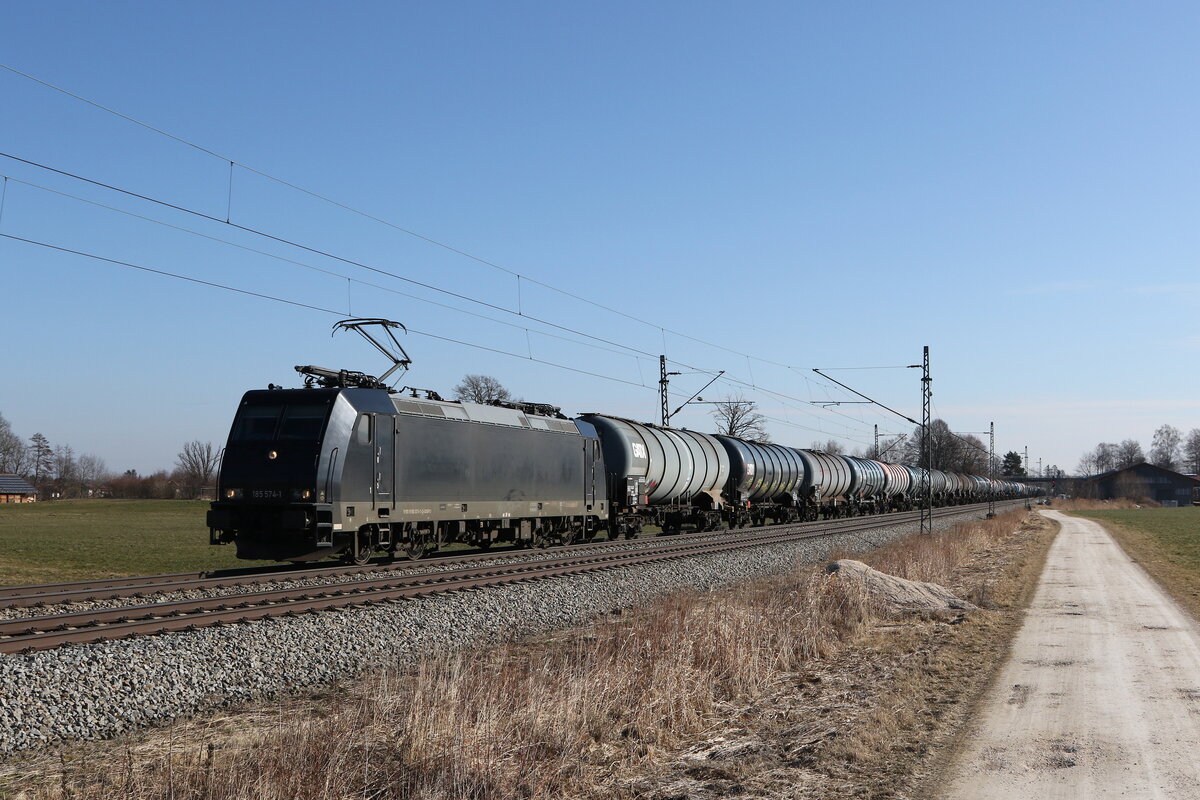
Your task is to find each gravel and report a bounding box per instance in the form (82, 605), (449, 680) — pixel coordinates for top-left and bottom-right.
(0, 507), (1002, 756)
(0, 524), (879, 621)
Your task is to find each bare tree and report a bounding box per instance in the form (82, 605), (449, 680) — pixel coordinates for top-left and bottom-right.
(76, 453), (108, 496)
(1094, 442), (1118, 473)
(0, 412), (30, 476)
(453, 374), (512, 405)
(1184, 428), (1200, 475)
(811, 438), (844, 454)
(1115, 438), (1144, 469)
(176, 441), (220, 499)
(52, 444), (77, 496)
(710, 394), (770, 442)
(1149, 424), (1182, 471)
(900, 419), (986, 473)
(1076, 448), (1098, 477)
(1078, 441), (1121, 476)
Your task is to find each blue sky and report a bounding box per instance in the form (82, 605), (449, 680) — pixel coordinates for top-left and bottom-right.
(1, 1), (1197, 475)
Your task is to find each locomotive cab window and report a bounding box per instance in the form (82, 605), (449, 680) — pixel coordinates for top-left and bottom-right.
(232, 405), (282, 441)
(355, 414), (373, 445)
(232, 403), (330, 441)
(278, 404), (329, 440)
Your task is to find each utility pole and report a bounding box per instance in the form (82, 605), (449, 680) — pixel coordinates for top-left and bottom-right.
(659, 355), (680, 427)
(988, 421), (995, 518)
(874, 424), (879, 459)
(1025, 445), (1029, 477)
(920, 345), (932, 536)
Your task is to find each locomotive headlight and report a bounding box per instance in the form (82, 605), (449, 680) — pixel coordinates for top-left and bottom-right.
(225, 488), (243, 500)
(291, 488), (314, 500)
(267, 450), (278, 460)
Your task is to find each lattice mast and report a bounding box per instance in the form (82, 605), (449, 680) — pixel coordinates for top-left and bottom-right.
(920, 345), (932, 535)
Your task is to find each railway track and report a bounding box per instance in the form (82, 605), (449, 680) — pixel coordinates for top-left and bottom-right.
(0, 501), (1024, 654)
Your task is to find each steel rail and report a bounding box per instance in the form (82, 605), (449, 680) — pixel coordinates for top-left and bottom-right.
(0, 501), (1024, 609)
(0, 501), (1024, 654)
(0, 524), (828, 652)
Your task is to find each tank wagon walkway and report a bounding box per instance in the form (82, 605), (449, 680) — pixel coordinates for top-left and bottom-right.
(941, 510), (1200, 799)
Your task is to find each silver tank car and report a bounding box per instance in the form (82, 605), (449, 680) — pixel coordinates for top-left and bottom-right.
(580, 414), (730, 535)
(844, 456), (887, 512)
(715, 437), (809, 524)
(968, 474), (990, 499)
(715, 437), (806, 503)
(878, 461), (913, 508)
(796, 450), (854, 517)
(928, 469), (951, 503)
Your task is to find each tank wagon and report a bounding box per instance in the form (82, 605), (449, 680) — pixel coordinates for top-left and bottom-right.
(714, 436), (808, 526)
(579, 415), (730, 537)
(796, 449), (853, 518)
(208, 323), (1042, 563)
(878, 462), (913, 510)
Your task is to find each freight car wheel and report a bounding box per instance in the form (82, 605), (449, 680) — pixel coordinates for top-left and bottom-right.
(404, 537), (431, 560)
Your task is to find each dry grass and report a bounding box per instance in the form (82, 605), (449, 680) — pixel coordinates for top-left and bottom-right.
(1049, 497), (1146, 511)
(5, 509), (1056, 800)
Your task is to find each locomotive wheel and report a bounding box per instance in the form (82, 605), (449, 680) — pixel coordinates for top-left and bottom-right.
(346, 532), (372, 566)
(404, 537), (431, 560)
(475, 539), (493, 550)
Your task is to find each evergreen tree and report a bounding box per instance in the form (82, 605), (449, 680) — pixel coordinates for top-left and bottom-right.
(1001, 451), (1026, 476)
(29, 433), (54, 483)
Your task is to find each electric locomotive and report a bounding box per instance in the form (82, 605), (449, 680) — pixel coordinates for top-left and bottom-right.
(208, 319), (607, 563)
(207, 384), (607, 563)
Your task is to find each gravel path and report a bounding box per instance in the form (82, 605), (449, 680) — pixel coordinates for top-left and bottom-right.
(0, 509), (991, 756)
(940, 511), (1200, 799)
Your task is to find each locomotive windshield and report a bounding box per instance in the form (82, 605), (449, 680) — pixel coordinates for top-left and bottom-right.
(231, 403), (330, 442)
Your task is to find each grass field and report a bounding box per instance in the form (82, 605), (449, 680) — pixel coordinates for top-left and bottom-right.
(0, 500), (275, 586)
(1071, 506), (1200, 620)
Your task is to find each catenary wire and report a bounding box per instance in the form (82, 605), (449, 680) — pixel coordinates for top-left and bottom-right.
(0, 151), (884, 437)
(2, 174), (652, 364)
(0, 232), (651, 390)
(0, 151), (662, 362)
(0, 62), (904, 380)
(0, 63), (751, 353)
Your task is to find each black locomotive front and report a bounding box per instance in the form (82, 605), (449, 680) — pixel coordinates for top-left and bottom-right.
(207, 388), (347, 560)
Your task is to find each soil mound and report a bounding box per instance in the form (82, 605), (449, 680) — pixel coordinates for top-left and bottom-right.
(827, 559), (977, 613)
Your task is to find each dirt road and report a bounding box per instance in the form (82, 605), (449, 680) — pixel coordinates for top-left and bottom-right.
(940, 510), (1200, 798)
